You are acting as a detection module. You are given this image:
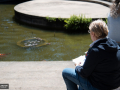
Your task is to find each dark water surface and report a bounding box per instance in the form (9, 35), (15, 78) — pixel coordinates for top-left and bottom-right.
(0, 4), (92, 61)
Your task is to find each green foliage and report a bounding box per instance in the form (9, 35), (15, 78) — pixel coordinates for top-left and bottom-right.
(102, 18), (107, 24)
(58, 17), (63, 21)
(46, 15), (93, 33)
(64, 15), (92, 32)
(46, 16), (57, 22)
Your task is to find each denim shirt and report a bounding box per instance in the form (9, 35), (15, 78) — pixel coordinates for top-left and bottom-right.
(107, 13), (120, 43)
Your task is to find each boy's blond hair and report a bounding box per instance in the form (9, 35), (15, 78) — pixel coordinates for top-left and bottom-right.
(89, 19), (109, 39)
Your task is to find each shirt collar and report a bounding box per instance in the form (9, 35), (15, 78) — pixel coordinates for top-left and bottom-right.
(89, 37), (107, 47)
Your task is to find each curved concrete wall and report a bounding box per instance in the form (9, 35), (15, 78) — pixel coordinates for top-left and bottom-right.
(14, 0), (111, 30)
(14, 10), (65, 29)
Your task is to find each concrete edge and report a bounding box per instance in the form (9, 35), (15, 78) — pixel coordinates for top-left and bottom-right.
(14, 0), (111, 30)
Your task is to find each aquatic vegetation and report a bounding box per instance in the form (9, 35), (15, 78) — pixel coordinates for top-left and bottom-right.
(64, 15), (92, 32)
(46, 15), (92, 33)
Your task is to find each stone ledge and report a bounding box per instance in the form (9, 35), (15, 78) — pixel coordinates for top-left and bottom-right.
(14, 0), (110, 30)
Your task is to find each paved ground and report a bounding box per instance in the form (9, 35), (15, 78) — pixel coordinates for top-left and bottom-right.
(14, 0), (111, 19)
(0, 61), (74, 90)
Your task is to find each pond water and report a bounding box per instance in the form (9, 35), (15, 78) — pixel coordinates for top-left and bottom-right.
(0, 4), (92, 61)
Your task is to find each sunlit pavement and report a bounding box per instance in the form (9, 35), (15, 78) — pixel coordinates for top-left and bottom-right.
(0, 61), (74, 90)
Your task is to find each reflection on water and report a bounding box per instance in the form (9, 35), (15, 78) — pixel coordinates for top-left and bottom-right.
(0, 4), (92, 61)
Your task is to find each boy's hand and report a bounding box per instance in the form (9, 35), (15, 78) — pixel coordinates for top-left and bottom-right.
(75, 62), (81, 66)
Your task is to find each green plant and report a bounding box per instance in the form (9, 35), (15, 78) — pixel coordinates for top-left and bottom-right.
(102, 18), (107, 24)
(46, 16), (57, 22)
(58, 17), (63, 21)
(64, 15), (92, 32)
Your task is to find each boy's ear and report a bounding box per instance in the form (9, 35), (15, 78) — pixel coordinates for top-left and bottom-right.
(92, 32), (96, 37)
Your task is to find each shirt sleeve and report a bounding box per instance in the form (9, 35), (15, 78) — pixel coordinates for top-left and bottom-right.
(75, 48), (99, 78)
